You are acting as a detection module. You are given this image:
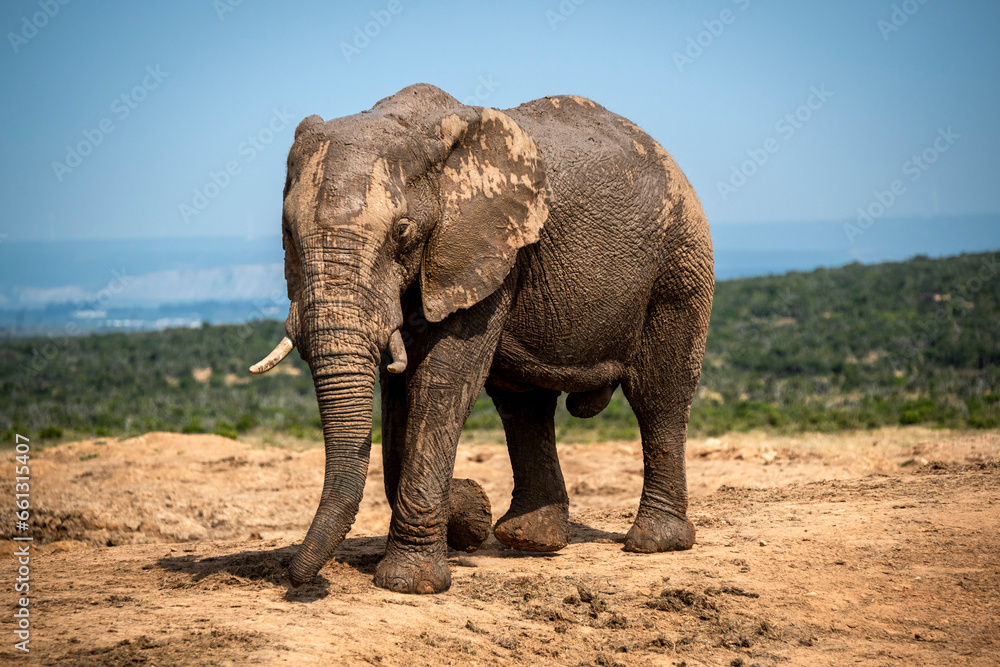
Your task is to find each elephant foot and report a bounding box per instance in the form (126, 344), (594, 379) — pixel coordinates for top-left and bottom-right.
(494, 503), (569, 552)
(624, 512), (695, 553)
(374, 549), (451, 595)
(447, 478), (493, 553)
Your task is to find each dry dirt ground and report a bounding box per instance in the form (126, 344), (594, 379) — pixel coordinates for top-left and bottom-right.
(2, 427), (998, 666)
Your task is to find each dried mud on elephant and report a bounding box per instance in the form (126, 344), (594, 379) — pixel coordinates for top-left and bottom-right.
(2, 428), (997, 665)
(257, 84), (713, 593)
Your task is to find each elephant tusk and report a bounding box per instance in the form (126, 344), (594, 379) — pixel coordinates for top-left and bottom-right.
(249, 336), (294, 375)
(387, 330), (407, 374)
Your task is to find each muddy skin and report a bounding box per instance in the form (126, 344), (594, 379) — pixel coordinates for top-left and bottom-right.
(446, 478), (492, 553)
(624, 512), (697, 553)
(567, 384), (618, 419)
(255, 84), (713, 594)
(487, 386), (570, 552)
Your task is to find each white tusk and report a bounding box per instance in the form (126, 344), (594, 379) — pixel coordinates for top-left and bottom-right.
(249, 336), (294, 375)
(387, 330), (407, 374)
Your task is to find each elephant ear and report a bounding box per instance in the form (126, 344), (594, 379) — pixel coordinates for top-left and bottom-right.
(420, 108), (549, 323)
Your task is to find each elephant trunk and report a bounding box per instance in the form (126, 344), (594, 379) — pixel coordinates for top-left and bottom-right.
(288, 332), (378, 587)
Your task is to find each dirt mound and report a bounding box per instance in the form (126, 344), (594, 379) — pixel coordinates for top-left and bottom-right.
(1, 428), (997, 665)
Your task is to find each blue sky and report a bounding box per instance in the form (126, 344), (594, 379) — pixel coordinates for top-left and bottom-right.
(2, 0), (999, 242)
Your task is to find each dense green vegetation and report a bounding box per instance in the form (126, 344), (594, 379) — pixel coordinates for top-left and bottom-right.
(2, 251), (997, 445)
(693, 251), (999, 434)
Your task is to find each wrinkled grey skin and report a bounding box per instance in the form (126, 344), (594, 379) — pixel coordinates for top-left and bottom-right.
(264, 84), (713, 594)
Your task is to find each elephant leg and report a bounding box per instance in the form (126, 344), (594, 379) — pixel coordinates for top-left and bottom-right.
(486, 386), (569, 551)
(378, 365), (408, 511)
(384, 366), (493, 553)
(374, 294), (509, 594)
(621, 295), (710, 554)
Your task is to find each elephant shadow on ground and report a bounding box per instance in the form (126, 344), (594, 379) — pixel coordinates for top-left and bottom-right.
(153, 537), (388, 603)
(328, 535), (387, 577)
(567, 521), (626, 546)
(152, 524), (623, 599)
(469, 520), (625, 559)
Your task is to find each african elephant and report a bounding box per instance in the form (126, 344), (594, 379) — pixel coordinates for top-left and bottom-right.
(250, 83), (714, 594)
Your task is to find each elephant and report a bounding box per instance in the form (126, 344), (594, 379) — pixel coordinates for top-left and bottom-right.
(249, 83), (714, 594)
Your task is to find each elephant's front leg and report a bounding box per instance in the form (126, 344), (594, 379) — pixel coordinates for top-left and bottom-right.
(374, 304), (508, 594)
(378, 365), (407, 511)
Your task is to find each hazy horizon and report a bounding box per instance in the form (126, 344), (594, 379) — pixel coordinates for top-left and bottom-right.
(2, 216), (996, 317)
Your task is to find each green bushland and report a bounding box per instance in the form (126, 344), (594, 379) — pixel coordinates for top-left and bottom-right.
(1, 251), (997, 445)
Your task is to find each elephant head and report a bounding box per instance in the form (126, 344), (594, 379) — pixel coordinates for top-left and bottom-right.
(249, 84), (549, 585)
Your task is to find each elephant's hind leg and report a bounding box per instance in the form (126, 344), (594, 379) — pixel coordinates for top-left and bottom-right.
(486, 386), (570, 551)
(621, 296), (710, 553)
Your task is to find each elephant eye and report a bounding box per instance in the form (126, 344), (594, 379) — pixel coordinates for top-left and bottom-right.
(394, 218), (414, 244)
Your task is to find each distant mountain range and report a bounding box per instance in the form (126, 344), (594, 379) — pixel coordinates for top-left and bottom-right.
(1, 215), (996, 337)
(0, 236), (286, 309)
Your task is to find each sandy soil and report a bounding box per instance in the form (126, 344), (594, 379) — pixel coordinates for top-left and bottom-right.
(2, 427), (998, 665)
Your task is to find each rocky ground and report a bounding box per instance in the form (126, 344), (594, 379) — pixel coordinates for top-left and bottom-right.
(2, 427), (998, 665)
